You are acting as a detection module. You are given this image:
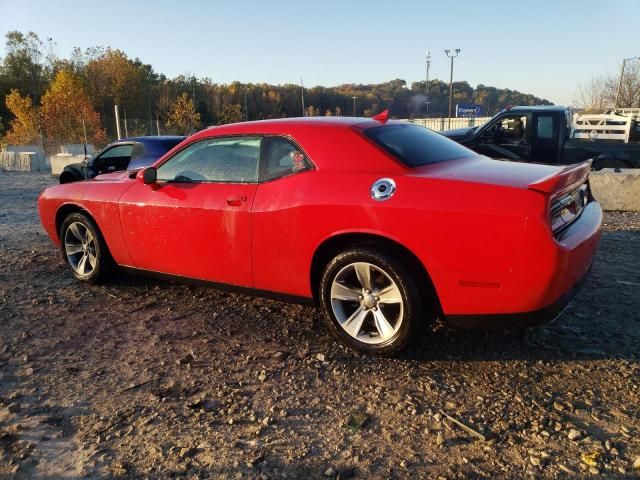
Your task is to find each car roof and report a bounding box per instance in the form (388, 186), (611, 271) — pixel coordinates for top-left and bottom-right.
(187, 117), (410, 173)
(206, 116), (388, 131)
(118, 135), (185, 143)
(503, 105), (566, 113)
(195, 117), (408, 140)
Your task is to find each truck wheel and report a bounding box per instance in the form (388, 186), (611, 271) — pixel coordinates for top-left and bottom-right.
(60, 213), (113, 284)
(319, 248), (423, 356)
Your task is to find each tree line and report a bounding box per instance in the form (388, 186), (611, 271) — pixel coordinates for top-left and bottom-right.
(0, 30), (552, 149)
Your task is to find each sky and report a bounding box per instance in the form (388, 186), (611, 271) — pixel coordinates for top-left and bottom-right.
(1, 0), (639, 106)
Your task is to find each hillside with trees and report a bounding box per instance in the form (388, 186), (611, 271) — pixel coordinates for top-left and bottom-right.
(0, 30), (552, 149)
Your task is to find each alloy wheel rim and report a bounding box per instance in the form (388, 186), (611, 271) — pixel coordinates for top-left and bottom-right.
(330, 262), (404, 345)
(64, 222), (97, 277)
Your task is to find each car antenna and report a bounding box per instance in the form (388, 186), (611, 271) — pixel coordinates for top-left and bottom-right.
(82, 117), (88, 160)
(372, 109), (390, 123)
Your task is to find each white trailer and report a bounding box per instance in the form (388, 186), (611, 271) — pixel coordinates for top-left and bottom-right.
(572, 111), (639, 143)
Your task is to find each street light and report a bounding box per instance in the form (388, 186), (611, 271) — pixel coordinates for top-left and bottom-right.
(425, 50), (432, 116)
(352, 96), (357, 117)
(615, 56), (640, 110)
(444, 49), (461, 129)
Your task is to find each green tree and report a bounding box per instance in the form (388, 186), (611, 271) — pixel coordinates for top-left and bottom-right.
(166, 92), (201, 134)
(217, 103), (242, 125)
(1, 31), (47, 100)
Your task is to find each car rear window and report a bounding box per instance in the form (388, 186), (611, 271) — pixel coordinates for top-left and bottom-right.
(161, 138), (184, 152)
(364, 123), (476, 167)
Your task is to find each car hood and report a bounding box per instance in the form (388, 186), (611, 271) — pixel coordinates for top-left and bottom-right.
(91, 171), (133, 182)
(411, 156), (562, 189)
(440, 127), (476, 140)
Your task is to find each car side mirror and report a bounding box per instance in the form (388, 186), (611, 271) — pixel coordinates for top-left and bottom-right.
(141, 167), (157, 185)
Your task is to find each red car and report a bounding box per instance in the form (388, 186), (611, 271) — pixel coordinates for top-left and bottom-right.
(38, 114), (602, 356)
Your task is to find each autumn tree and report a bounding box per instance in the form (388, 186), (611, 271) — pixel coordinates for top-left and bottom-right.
(166, 92), (201, 134)
(4, 89), (40, 144)
(217, 103), (242, 125)
(41, 69), (105, 146)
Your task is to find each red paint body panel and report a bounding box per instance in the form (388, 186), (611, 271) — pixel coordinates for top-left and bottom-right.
(118, 180), (256, 286)
(38, 117), (603, 323)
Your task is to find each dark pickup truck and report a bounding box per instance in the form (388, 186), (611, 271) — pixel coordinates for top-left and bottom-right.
(440, 105), (640, 169)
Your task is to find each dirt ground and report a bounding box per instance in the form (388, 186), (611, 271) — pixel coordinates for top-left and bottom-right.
(0, 171), (639, 480)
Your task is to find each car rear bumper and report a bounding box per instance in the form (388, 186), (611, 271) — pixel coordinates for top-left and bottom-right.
(438, 200), (602, 328)
(446, 261), (592, 329)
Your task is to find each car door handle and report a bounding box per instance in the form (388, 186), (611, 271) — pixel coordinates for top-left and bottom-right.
(226, 196), (247, 206)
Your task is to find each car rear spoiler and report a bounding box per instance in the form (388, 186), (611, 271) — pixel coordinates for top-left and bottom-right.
(527, 160), (592, 194)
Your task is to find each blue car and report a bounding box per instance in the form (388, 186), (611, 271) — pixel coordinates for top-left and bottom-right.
(60, 136), (185, 184)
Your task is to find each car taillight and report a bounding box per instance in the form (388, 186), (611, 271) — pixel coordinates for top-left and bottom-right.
(550, 183), (589, 238)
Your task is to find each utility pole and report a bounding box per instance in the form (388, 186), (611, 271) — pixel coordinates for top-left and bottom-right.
(615, 56), (639, 110)
(244, 88), (249, 121)
(425, 50), (431, 117)
(444, 49), (460, 129)
(301, 78), (306, 117)
(352, 96), (357, 117)
(114, 104), (122, 140)
(81, 117), (88, 160)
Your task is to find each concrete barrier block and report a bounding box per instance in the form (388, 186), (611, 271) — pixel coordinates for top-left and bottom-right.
(60, 144), (95, 156)
(50, 154), (85, 175)
(590, 169), (640, 212)
(0, 152), (42, 171)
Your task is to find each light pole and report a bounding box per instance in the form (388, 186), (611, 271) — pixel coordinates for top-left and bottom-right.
(615, 56), (639, 110)
(444, 49), (460, 129)
(425, 50), (432, 117)
(352, 96), (357, 117)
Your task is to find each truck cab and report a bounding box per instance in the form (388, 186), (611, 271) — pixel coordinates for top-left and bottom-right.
(441, 106), (640, 169)
(443, 106), (570, 164)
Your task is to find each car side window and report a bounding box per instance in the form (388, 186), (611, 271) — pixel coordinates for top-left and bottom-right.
(99, 144), (133, 159)
(537, 116), (555, 139)
(260, 136), (312, 182)
(93, 144), (134, 174)
(482, 115), (527, 144)
(156, 136), (261, 183)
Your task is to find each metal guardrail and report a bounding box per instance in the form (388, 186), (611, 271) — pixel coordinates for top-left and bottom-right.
(408, 117), (492, 132)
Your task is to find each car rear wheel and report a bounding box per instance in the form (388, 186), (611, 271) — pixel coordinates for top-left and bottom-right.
(319, 248), (422, 356)
(60, 213), (112, 284)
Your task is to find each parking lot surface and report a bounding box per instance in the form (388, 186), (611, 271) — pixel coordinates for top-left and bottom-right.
(1, 172), (639, 479)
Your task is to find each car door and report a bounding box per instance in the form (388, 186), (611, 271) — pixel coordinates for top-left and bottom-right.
(474, 114), (532, 161)
(118, 136), (261, 287)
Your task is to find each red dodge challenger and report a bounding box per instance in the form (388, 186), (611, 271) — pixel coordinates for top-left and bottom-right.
(38, 114), (602, 356)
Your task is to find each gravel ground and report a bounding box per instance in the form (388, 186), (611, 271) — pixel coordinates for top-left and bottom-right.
(0, 171), (639, 479)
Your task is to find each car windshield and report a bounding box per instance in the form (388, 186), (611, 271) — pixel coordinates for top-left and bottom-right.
(364, 123), (476, 167)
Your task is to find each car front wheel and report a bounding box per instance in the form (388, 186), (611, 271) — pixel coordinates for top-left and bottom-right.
(319, 248), (422, 356)
(60, 212), (112, 284)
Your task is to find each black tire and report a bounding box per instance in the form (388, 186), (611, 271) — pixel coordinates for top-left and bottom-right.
(60, 212), (113, 284)
(319, 247), (423, 356)
(592, 156), (629, 171)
